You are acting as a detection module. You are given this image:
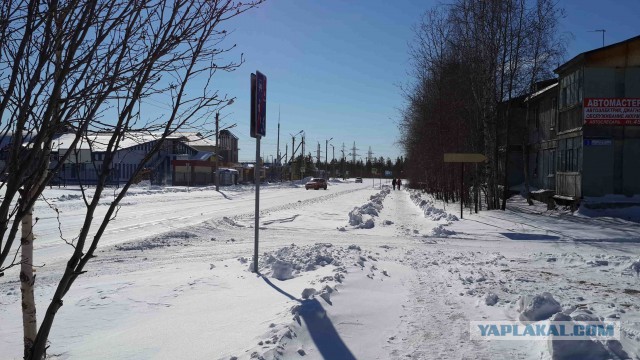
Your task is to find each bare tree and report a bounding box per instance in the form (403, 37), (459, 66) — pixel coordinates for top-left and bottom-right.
(520, 0), (565, 205)
(0, 1), (263, 358)
(400, 0), (565, 211)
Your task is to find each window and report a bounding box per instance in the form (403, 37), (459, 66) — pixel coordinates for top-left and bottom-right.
(556, 137), (581, 172)
(559, 69), (582, 109)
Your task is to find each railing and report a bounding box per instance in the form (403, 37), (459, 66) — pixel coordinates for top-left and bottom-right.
(556, 172), (581, 198)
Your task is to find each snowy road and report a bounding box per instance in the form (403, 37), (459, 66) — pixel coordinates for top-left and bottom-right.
(1, 180), (639, 359)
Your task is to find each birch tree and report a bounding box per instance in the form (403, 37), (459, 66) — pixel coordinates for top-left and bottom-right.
(0, 1), (263, 359)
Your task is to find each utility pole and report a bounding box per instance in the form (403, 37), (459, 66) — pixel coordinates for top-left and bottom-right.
(325, 137), (332, 179)
(215, 112), (220, 191)
(349, 142), (361, 178)
(291, 136), (296, 163)
(290, 136), (296, 181)
(283, 145), (287, 180)
(277, 106), (280, 165)
(351, 142), (359, 164)
(342, 143), (346, 179)
(330, 144), (335, 178)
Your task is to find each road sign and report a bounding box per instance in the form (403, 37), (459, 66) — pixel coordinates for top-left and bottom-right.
(250, 71), (267, 273)
(250, 71), (267, 138)
(443, 153), (487, 163)
(443, 153), (487, 219)
(584, 138), (612, 146)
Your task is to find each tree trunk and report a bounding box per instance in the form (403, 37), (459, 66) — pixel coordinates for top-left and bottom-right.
(20, 200), (37, 359)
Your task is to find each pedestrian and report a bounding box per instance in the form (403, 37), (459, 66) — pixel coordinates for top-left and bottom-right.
(392, 178), (396, 190)
(397, 178), (402, 190)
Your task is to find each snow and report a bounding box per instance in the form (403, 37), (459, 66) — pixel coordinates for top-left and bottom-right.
(1, 181), (640, 359)
(518, 292), (562, 321)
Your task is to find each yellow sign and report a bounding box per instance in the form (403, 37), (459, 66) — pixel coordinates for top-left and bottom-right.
(443, 153), (487, 163)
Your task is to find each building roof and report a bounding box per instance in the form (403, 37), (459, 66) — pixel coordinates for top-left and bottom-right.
(49, 131), (216, 153)
(525, 82), (558, 102)
(555, 34), (640, 74)
(172, 132), (216, 148)
(219, 129), (238, 140)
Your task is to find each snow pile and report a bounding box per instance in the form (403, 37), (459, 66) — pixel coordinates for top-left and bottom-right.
(348, 188), (390, 229)
(518, 292), (562, 321)
(430, 224), (456, 237)
(578, 194), (640, 223)
(631, 259), (640, 276)
(547, 312), (629, 360)
(409, 192), (458, 222)
(259, 243), (356, 281)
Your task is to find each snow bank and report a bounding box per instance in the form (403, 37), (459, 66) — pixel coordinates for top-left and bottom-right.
(409, 192), (458, 222)
(348, 188), (390, 229)
(258, 243), (356, 281)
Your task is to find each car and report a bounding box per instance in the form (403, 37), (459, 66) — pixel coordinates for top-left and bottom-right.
(305, 178), (327, 190)
(355, 177), (363, 183)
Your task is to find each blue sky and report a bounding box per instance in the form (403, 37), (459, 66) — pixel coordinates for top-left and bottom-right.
(196, 0), (640, 163)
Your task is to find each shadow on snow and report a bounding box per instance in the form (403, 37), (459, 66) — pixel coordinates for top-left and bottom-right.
(260, 275), (356, 360)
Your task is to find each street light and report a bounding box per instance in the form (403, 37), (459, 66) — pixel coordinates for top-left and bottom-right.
(330, 144), (335, 178)
(325, 137), (332, 179)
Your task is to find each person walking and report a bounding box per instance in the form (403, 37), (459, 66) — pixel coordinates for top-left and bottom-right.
(392, 178), (396, 190)
(397, 178), (402, 190)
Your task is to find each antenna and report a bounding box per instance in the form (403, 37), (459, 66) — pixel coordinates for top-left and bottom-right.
(589, 29), (606, 47)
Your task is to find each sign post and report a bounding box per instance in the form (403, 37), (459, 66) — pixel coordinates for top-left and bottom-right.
(443, 153), (487, 219)
(251, 71), (267, 273)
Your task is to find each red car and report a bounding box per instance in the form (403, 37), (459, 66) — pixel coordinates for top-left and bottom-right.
(305, 178), (327, 190)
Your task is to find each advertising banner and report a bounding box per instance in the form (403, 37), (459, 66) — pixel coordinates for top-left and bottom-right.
(583, 98), (640, 125)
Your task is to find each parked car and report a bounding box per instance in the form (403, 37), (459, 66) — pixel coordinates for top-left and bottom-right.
(305, 178), (327, 190)
(355, 177), (363, 183)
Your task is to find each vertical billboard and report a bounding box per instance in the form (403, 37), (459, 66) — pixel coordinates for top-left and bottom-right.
(250, 71), (267, 138)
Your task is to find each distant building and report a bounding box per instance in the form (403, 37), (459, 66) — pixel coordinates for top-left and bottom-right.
(218, 129), (239, 165)
(47, 130), (240, 186)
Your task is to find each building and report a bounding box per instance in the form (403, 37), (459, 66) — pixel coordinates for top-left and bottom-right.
(49, 130), (240, 186)
(218, 129), (239, 165)
(524, 79), (559, 192)
(554, 35), (640, 199)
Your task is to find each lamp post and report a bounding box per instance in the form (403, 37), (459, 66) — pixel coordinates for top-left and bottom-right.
(325, 137), (332, 179)
(330, 144), (335, 178)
